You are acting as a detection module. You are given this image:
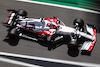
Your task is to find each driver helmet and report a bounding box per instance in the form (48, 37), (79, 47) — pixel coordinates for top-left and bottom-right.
(47, 23), (51, 27)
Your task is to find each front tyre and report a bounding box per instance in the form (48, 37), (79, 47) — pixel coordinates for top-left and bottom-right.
(73, 18), (84, 32)
(81, 50), (91, 56)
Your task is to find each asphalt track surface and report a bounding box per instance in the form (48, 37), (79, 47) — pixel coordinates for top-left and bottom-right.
(0, 0), (100, 67)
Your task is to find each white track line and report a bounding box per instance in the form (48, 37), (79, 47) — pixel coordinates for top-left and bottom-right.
(0, 52), (100, 67)
(16, 0), (100, 14)
(0, 57), (43, 67)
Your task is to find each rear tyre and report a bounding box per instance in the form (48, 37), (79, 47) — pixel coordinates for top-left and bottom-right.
(16, 9), (27, 19)
(8, 27), (20, 40)
(17, 9), (27, 17)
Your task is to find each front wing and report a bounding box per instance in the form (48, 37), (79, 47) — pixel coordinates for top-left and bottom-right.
(81, 24), (96, 52)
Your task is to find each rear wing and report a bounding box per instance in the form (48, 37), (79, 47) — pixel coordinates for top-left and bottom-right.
(3, 9), (17, 26)
(81, 24), (96, 52)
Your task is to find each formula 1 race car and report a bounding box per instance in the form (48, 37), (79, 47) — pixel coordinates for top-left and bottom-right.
(3, 9), (96, 54)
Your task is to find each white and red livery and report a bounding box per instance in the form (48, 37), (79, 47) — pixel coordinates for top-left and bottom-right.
(3, 9), (96, 54)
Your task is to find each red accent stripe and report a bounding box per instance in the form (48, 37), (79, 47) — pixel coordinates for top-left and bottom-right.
(49, 31), (52, 37)
(88, 29), (96, 51)
(24, 21), (27, 29)
(45, 18), (58, 25)
(6, 12), (12, 24)
(50, 25), (58, 29)
(37, 31), (52, 37)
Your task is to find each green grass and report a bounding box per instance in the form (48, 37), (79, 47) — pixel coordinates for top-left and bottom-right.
(30, 0), (99, 11)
